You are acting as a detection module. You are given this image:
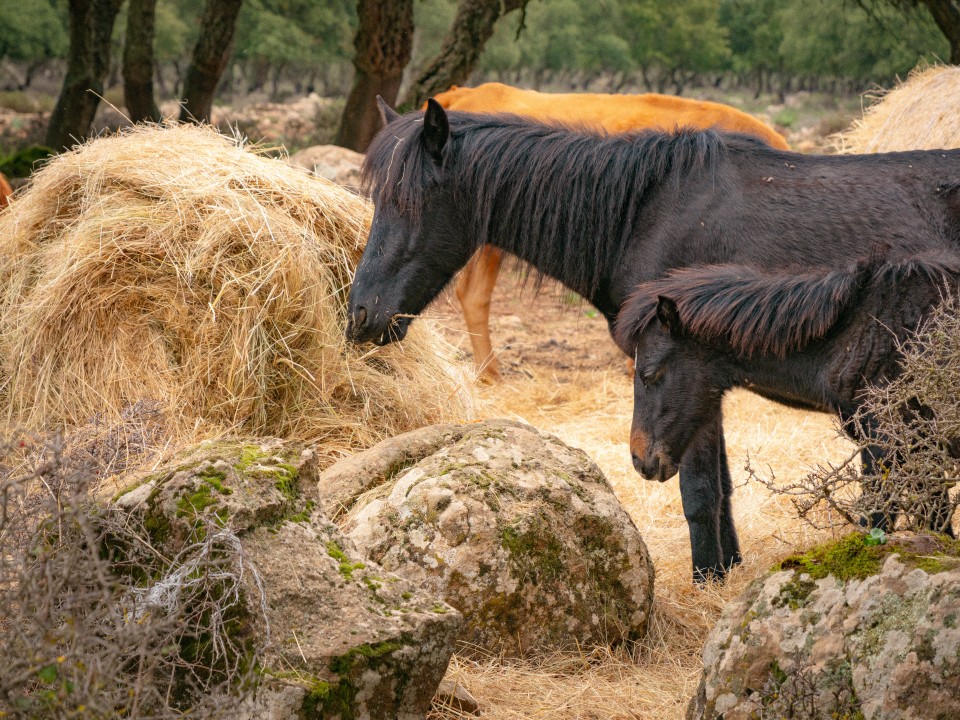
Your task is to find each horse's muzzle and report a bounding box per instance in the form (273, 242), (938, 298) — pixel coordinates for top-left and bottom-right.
(373, 316), (411, 345)
(346, 305), (411, 345)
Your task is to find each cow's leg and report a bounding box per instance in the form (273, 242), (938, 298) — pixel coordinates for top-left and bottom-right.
(455, 245), (504, 380)
(679, 417), (731, 582)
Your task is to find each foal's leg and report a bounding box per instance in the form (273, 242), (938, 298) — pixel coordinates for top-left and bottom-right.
(455, 246), (504, 381)
(679, 418), (731, 582)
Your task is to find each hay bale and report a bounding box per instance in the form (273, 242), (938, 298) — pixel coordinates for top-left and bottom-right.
(836, 65), (960, 153)
(0, 124), (474, 457)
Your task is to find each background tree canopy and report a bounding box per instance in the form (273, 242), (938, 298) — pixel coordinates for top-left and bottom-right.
(0, 0), (952, 153)
(0, 0), (949, 95)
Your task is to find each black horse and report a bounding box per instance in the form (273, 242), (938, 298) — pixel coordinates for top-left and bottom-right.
(347, 98), (960, 580)
(615, 252), (960, 535)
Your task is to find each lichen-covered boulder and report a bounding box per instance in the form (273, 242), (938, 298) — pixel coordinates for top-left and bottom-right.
(688, 532), (960, 720)
(115, 439), (462, 720)
(319, 419), (655, 657)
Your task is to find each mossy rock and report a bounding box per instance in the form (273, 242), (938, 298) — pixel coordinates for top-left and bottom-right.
(112, 438), (461, 720)
(689, 531), (960, 720)
(114, 438), (319, 548)
(331, 419), (655, 657)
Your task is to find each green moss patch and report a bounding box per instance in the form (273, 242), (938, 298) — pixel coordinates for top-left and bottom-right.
(501, 522), (565, 583)
(266, 669), (357, 720)
(777, 532), (960, 583)
(196, 466), (232, 494)
(326, 541), (365, 580)
(176, 484), (220, 519)
(301, 677), (356, 720)
(329, 640), (403, 675)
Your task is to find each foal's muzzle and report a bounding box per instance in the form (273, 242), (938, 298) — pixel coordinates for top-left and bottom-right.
(632, 449), (678, 483)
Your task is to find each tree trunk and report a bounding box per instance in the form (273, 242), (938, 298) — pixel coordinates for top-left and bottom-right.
(335, 0), (414, 152)
(178, 0), (243, 123)
(123, 0), (161, 123)
(399, 0), (530, 109)
(918, 0), (960, 63)
(46, 0), (124, 152)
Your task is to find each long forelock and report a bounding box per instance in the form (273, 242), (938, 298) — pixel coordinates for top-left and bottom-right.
(362, 114), (441, 224)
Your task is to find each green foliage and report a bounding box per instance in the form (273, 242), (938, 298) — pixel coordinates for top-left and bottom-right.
(154, 0), (196, 63)
(0, 145), (54, 178)
(470, 0), (945, 90)
(777, 0), (947, 82)
(233, 0), (354, 67)
(0, 0), (67, 61)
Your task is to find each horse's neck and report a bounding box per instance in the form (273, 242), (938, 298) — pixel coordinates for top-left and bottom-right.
(462, 172), (641, 315)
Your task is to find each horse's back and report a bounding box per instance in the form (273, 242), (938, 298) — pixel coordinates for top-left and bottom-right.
(431, 82), (788, 149)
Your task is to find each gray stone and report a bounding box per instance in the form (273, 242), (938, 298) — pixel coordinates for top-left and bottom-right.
(433, 678), (481, 716)
(323, 419), (655, 657)
(689, 532), (960, 720)
(115, 438), (462, 720)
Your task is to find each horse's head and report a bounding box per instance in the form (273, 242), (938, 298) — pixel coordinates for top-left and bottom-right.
(347, 98), (472, 346)
(628, 297), (727, 482)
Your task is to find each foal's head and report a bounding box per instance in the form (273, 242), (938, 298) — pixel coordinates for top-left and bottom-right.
(626, 297), (729, 481)
(347, 99), (470, 345)
(616, 261), (876, 481)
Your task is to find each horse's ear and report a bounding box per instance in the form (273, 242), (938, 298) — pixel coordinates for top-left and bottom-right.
(376, 96), (400, 126)
(423, 98), (449, 165)
(656, 296), (683, 334)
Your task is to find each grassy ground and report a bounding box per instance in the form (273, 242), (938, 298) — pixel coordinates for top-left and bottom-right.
(425, 280), (855, 719)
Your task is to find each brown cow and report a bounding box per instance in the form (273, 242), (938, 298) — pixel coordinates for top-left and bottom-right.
(433, 82), (789, 380)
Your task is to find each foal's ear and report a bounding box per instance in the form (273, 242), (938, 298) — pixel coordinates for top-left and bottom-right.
(376, 96), (400, 126)
(422, 98), (450, 165)
(656, 296), (683, 334)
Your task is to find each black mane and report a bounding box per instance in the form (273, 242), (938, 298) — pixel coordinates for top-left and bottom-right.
(615, 253), (960, 358)
(362, 110), (741, 297)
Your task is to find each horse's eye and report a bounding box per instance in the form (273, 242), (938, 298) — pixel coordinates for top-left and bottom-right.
(641, 366), (664, 387)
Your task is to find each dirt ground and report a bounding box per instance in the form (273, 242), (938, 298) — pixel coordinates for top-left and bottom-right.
(423, 271), (856, 719)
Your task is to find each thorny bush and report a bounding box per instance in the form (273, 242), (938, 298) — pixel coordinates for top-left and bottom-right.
(750, 295), (960, 534)
(0, 431), (267, 718)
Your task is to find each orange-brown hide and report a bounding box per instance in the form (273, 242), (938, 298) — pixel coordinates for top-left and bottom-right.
(432, 83), (789, 380)
(0, 172), (12, 209)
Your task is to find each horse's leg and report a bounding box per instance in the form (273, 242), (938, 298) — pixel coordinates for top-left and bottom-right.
(849, 409), (898, 531)
(455, 245), (504, 381)
(679, 418), (727, 582)
(924, 478), (957, 537)
(717, 429), (742, 569)
(859, 444), (893, 532)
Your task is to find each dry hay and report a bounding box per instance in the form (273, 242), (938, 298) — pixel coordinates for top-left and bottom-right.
(0, 123), (475, 458)
(836, 64), (960, 153)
